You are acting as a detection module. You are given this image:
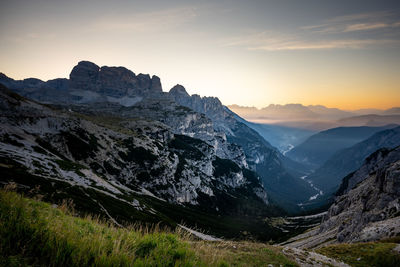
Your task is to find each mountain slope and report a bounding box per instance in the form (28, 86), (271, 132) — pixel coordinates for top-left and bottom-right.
(320, 146), (400, 243)
(228, 103), (355, 121)
(308, 126), (400, 193)
(281, 146), (400, 249)
(1, 61), (316, 213)
(337, 114), (400, 127)
(287, 125), (396, 168)
(0, 84), (288, 240)
(169, 85), (315, 212)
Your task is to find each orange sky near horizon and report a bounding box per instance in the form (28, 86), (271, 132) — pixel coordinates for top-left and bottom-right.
(0, 0), (399, 111)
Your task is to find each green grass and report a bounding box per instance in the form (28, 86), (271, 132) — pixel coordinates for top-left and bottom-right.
(0, 188), (199, 266)
(316, 242), (400, 267)
(0, 188), (298, 266)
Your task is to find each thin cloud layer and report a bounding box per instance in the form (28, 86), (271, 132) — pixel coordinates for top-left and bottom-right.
(92, 6), (198, 33)
(305, 11), (400, 33)
(223, 11), (400, 51)
(249, 39), (399, 51)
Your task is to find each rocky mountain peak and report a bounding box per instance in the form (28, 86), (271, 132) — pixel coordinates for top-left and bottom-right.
(150, 75), (162, 92)
(69, 61), (162, 98)
(169, 84), (190, 98)
(69, 61), (100, 88)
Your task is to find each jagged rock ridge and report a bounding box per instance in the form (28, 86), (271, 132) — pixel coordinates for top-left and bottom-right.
(0, 84), (268, 212)
(0, 61), (316, 212)
(169, 84), (316, 211)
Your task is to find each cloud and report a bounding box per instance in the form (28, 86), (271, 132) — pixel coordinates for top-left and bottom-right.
(344, 23), (388, 32)
(223, 11), (400, 51)
(92, 7), (197, 33)
(303, 11), (400, 33)
(221, 30), (400, 51)
(248, 39), (399, 51)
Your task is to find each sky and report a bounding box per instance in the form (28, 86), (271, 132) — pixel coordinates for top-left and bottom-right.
(0, 0), (399, 110)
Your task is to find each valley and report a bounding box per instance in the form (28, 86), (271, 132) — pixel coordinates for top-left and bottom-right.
(2, 1), (400, 265)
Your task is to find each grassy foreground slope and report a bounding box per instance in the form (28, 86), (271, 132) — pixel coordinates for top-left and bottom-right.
(0, 188), (297, 267)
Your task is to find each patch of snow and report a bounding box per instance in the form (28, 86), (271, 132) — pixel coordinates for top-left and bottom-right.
(106, 96), (143, 107)
(289, 212), (327, 220)
(70, 90), (101, 103)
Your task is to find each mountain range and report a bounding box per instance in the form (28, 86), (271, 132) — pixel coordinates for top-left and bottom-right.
(308, 126), (400, 194)
(229, 103), (400, 121)
(0, 61), (340, 242)
(286, 125), (397, 168)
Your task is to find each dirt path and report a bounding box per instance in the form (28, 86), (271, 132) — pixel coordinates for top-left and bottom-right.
(281, 246), (350, 267)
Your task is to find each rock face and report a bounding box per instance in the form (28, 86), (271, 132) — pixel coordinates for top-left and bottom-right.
(0, 83), (270, 218)
(0, 61), (162, 106)
(282, 146), (400, 249)
(169, 84), (315, 212)
(69, 61), (162, 97)
(320, 146), (400, 242)
(170, 84), (227, 124)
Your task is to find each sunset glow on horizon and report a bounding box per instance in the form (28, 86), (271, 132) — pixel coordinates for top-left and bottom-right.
(1, 0), (399, 110)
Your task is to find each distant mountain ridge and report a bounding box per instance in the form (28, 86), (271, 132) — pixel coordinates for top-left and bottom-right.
(337, 114), (400, 127)
(308, 126), (400, 193)
(229, 103), (400, 123)
(286, 125), (397, 168)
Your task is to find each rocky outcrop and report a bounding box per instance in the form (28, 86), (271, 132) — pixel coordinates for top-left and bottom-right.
(0, 61), (162, 105)
(70, 61), (162, 98)
(170, 84), (227, 124)
(68, 95), (250, 170)
(320, 146), (400, 242)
